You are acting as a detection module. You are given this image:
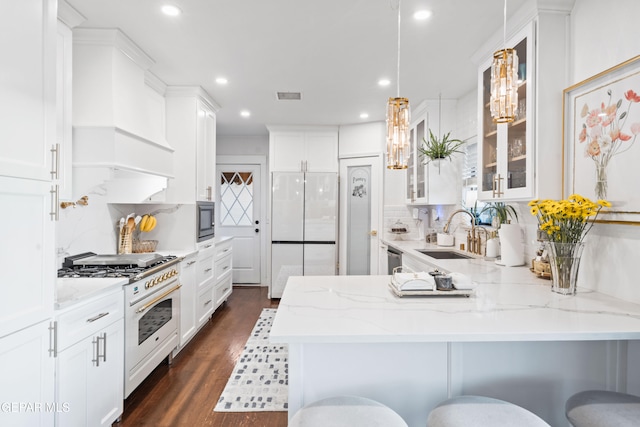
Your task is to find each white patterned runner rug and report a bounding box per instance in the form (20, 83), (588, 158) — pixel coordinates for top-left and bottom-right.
(214, 308), (288, 412)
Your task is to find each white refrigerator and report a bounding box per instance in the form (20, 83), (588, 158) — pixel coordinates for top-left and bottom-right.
(271, 172), (338, 298)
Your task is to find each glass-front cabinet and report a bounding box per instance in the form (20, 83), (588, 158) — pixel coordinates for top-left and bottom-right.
(478, 25), (533, 201)
(406, 115), (427, 204)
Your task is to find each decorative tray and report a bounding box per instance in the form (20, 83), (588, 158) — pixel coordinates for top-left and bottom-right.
(388, 279), (474, 298)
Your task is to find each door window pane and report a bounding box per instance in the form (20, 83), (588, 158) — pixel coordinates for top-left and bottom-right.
(220, 171), (254, 226)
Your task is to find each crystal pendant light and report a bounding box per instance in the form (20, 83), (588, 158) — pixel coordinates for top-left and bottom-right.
(386, 0), (410, 169)
(490, 0), (518, 123)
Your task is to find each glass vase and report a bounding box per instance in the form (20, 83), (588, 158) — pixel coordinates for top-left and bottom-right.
(545, 242), (585, 295)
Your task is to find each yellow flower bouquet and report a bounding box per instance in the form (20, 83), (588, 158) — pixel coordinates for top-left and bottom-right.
(528, 194), (610, 244)
(528, 194), (610, 294)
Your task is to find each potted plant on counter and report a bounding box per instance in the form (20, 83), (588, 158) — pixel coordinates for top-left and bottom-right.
(481, 202), (518, 229)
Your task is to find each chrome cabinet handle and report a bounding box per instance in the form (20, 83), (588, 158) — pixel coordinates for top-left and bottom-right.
(204, 267), (212, 273)
(86, 312), (109, 323)
(93, 332), (107, 366)
(48, 321), (57, 358)
(186, 260), (196, 266)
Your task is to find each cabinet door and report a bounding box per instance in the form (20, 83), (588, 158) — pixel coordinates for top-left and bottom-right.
(304, 132), (338, 172)
(196, 280), (215, 328)
(0, 321), (54, 427)
(478, 27), (533, 201)
(56, 319), (124, 427)
(178, 257), (197, 349)
(0, 177), (55, 337)
(271, 132), (305, 171)
(405, 126), (416, 203)
(56, 20), (73, 200)
(0, 0), (56, 182)
(196, 103), (216, 201)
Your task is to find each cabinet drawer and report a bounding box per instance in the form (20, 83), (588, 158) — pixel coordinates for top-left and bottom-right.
(215, 253), (232, 281)
(56, 290), (124, 352)
(214, 239), (232, 260)
(196, 280), (215, 327)
(197, 253), (214, 285)
(215, 271), (233, 308)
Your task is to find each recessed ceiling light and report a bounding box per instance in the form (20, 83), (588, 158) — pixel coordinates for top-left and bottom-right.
(240, 110), (251, 118)
(215, 77), (228, 85)
(360, 113), (369, 119)
(161, 5), (182, 16)
(378, 79), (391, 87)
(413, 10), (432, 20)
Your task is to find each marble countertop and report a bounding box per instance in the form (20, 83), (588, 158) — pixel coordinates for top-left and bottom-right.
(56, 277), (127, 310)
(270, 274), (640, 344)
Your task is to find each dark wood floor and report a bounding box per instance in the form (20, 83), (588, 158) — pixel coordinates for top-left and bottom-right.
(117, 286), (288, 427)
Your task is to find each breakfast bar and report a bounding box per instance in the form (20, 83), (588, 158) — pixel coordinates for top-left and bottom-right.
(270, 273), (640, 426)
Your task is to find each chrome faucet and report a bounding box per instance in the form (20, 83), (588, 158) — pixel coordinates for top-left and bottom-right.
(442, 209), (483, 255)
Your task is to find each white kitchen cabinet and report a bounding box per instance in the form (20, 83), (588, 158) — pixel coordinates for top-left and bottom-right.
(477, 7), (570, 201)
(195, 240), (215, 329)
(177, 253), (197, 351)
(55, 289), (124, 427)
(478, 25), (532, 201)
(0, 320), (55, 427)
(197, 103), (217, 201)
(0, 177), (55, 337)
(268, 127), (339, 172)
(214, 238), (233, 309)
(165, 87), (220, 203)
(0, 0), (56, 182)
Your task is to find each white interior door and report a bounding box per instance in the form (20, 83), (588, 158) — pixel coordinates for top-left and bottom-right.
(339, 156), (382, 275)
(217, 164), (261, 283)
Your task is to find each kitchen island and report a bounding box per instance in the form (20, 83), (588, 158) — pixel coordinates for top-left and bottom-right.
(270, 272), (640, 426)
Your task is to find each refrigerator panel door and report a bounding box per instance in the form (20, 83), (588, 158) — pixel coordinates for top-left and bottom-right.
(271, 243), (303, 298)
(304, 243), (336, 276)
(304, 173), (338, 241)
(272, 172), (304, 241)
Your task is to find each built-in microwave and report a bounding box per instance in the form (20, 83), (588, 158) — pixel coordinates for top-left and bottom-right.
(197, 201), (215, 242)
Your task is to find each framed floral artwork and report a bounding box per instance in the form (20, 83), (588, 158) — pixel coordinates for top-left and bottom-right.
(563, 55), (640, 224)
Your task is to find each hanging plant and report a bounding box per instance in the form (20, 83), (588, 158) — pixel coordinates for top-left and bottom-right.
(418, 129), (466, 164)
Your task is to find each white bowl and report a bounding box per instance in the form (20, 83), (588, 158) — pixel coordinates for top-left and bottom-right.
(437, 233), (454, 247)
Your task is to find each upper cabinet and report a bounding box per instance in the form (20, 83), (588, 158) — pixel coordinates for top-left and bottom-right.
(478, 25), (533, 201)
(476, 4), (572, 201)
(165, 87), (220, 203)
(0, 0), (56, 182)
(269, 127), (339, 172)
(406, 100), (461, 205)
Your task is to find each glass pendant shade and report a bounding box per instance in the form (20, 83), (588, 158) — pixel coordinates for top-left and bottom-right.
(490, 48), (519, 123)
(386, 97), (411, 169)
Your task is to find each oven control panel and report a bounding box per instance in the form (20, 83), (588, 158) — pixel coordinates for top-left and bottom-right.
(145, 268), (179, 289)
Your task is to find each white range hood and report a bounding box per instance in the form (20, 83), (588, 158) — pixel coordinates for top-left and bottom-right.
(72, 28), (174, 202)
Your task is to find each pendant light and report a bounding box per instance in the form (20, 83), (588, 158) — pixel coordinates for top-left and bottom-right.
(386, 0), (410, 169)
(490, 0), (518, 123)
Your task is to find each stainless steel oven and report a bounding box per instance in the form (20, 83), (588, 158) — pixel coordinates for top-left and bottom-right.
(124, 265), (180, 397)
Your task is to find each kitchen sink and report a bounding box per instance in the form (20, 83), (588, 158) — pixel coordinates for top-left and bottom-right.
(416, 250), (473, 260)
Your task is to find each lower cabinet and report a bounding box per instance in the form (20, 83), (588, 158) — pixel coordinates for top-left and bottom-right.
(214, 238), (233, 309)
(0, 321), (55, 427)
(196, 279), (216, 328)
(55, 289), (124, 427)
(178, 253), (197, 349)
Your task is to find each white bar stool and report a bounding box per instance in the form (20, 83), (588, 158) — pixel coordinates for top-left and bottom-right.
(289, 395), (408, 427)
(427, 395), (550, 427)
(566, 390), (640, 426)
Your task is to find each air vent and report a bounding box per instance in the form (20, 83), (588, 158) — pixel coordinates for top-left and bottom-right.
(276, 91), (302, 101)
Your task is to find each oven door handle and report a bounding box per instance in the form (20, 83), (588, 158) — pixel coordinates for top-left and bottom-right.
(135, 284), (182, 314)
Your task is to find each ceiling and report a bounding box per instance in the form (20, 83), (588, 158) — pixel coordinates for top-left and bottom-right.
(67, 0), (528, 136)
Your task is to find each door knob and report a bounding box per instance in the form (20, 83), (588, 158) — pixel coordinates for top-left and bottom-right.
(255, 220), (260, 225)
(255, 228), (260, 233)
(369, 230), (378, 236)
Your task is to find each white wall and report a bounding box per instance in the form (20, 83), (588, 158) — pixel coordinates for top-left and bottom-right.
(216, 135), (268, 156)
(566, 0), (640, 304)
